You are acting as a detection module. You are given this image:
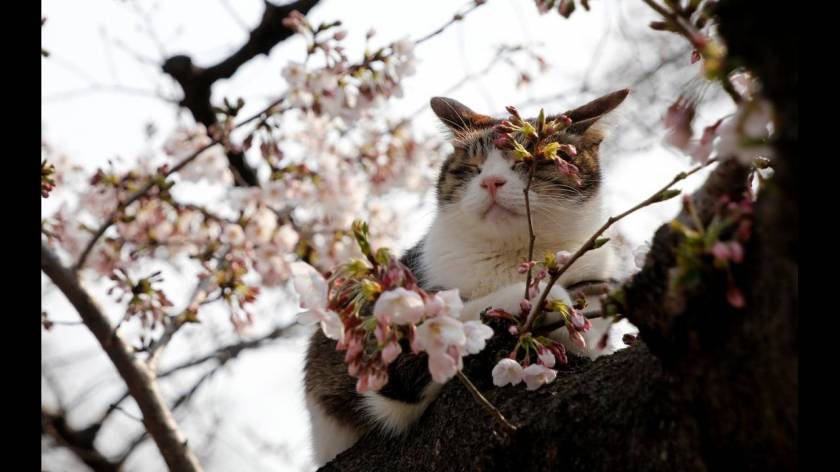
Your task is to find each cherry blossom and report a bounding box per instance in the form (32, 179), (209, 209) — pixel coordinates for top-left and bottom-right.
(492, 358), (524, 387)
(291, 262), (345, 342)
(415, 315), (467, 354)
(522, 364), (557, 391)
(462, 321), (494, 354)
(373, 287), (426, 325)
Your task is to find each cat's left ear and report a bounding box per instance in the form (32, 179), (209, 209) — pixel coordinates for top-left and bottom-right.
(559, 88), (629, 136)
(430, 97), (496, 133)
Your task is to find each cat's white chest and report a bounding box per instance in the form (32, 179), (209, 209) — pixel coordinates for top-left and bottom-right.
(423, 243), (521, 299)
(419, 215), (618, 300)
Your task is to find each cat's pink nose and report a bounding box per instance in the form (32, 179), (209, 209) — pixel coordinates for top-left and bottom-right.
(480, 176), (507, 198)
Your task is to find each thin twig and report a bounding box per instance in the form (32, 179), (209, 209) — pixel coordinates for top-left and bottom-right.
(110, 403), (144, 424)
(640, 0), (742, 104)
(523, 165), (537, 299)
(414, 0), (488, 45)
(146, 246), (230, 371)
(456, 371), (517, 434)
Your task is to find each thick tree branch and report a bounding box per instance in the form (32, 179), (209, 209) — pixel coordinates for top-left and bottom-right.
(41, 242), (203, 472)
(162, 0), (320, 187)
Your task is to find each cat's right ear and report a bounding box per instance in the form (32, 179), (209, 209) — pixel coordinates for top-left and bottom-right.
(430, 97), (495, 133)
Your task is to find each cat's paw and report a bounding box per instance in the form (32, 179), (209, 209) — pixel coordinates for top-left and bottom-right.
(460, 281), (571, 321)
(460, 282), (529, 321)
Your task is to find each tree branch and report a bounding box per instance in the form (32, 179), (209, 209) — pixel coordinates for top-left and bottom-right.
(42, 407), (120, 472)
(162, 0), (320, 187)
(41, 242), (203, 472)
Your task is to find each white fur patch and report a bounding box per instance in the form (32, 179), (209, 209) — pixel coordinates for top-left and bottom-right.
(422, 189), (617, 299)
(305, 392), (361, 467)
(361, 382), (443, 436)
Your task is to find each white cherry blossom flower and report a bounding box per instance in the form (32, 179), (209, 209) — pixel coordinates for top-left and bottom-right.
(291, 262), (344, 342)
(415, 315), (466, 353)
(373, 287), (426, 325)
(523, 364), (557, 391)
(462, 321), (493, 354)
(492, 358), (524, 387)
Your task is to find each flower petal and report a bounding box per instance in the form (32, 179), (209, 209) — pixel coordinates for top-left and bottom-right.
(290, 262), (328, 309)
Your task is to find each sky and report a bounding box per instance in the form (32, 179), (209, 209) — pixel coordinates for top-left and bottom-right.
(41, 1), (729, 470)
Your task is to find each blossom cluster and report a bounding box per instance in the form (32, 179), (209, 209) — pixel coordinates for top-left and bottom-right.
(663, 84), (775, 167)
(486, 249), (591, 390)
(281, 11), (416, 122)
(483, 105), (598, 390)
(291, 220), (493, 393)
(40, 7), (537, 343)
(669, 193), (754, 308)
(493, 105), (579, 184)
(107, 269), (174, 329)
(41, 160), (56, 198)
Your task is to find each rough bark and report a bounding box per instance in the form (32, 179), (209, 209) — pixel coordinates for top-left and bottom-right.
(162, 0), (320, 186)
(324, 1), (796, 470)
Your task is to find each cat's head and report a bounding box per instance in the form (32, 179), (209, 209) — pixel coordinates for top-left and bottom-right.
(430, 89), (628, 241)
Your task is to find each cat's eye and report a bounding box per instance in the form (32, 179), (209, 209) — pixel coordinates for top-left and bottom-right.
(450, 163), (480, 176)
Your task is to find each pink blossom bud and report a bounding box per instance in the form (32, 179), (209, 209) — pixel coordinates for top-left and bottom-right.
(367, 370), (389, 391)
(555, 250), (572, 266)
(570, 309), (586, 330)
(728, 241), (744, 263)
(664, 98), (696, 150)
(493, 133), (513, 149)
(374, 323), (390, 343)
(712, 241), (732, 263)
(567, 325), (586, 350)
(557, 143), (577, 157)
(736, 221), (752, 241)
(355, 372), (369, 393)
(550, 344), (568, 365)
(381, 341), (402, 364)
(726, 283), (745, 308)
(690, 50), (701, 64)
(520, 299), (532, 315)
(537, 347), (556, 368)
(333, 30), (348, 41)
(517, 261), (536, 274)
(508, 325), (519, 336)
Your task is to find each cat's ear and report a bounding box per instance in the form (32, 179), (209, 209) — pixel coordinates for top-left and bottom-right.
(560, 88), (629, 135)
(430, 97), (496, 132)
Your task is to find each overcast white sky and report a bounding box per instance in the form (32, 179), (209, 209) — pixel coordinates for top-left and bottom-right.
(41, 1), (727, 470)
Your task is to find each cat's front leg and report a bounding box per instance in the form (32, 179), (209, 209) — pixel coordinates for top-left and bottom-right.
(460, 281), (572, 321)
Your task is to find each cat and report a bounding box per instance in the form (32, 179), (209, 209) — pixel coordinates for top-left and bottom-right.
(303, 89), (634, 467)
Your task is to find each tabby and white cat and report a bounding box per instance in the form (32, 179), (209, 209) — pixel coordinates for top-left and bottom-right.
(304, 89), (633, 467)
